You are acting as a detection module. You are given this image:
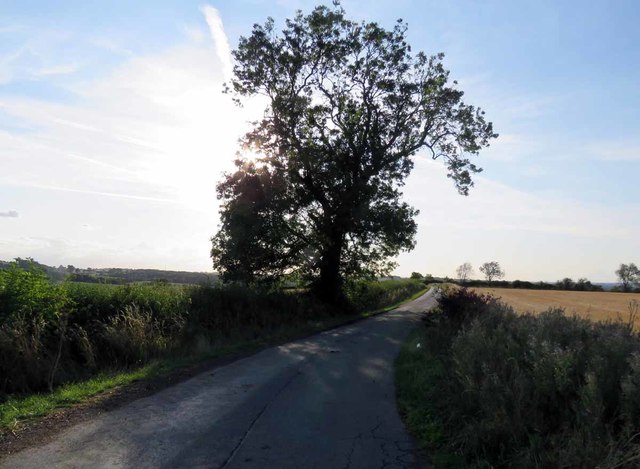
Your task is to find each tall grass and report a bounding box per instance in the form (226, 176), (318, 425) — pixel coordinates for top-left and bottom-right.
(397, 288), (640, 468)
(0, 261), (424, 398)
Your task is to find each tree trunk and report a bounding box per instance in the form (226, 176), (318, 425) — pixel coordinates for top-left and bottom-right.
(314, 230), (346, 305)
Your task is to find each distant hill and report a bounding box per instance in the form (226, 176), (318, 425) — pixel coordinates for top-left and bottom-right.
(0, 259), (218, 285)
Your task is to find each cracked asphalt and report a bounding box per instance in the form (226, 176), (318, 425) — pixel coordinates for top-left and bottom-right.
(1, 289), (438, 469)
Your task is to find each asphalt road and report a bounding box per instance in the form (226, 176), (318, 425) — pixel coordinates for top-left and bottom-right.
(2, 289), (438, 469)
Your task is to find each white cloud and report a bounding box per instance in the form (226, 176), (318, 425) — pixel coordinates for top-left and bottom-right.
(407, 158), (631, 239)
(0, 38), (254, 208)
(183, 24), (207, 44)
(0, 210), (19, 218)
(201, 6), (233, 81)
(396, 157), (640, 281)
(0, 4), (261, 270)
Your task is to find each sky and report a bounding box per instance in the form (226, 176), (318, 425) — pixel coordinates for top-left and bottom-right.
(0, 0), (639, 282)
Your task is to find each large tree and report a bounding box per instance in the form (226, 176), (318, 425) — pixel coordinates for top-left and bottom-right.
(212, 3), (496, 301)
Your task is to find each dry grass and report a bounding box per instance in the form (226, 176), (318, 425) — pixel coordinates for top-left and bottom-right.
(472, 288), (640, 325)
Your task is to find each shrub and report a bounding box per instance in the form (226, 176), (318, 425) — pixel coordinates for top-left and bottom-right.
(434, 287), (504, 331)
(98, 305), (184, 366)
(0, 261), (72, 393)
(402, 288), (640, 467)
(345, 279), (424, 313)
(1, 262), (423, 397)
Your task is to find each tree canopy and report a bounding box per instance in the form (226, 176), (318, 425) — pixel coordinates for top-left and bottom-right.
(479, 261), (505, 282)
(616, 263), (640, 292)
(211, 2), (496, 302)
(456, 262), (474, 283)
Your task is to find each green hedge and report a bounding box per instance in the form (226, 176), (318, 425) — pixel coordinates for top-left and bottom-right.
(0, 261), (423, 396)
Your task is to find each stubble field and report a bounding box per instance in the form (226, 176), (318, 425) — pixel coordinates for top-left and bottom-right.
(472, 287), (640, 324)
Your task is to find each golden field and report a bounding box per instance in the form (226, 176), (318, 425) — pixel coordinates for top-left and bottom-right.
(472, 287), (640, 324)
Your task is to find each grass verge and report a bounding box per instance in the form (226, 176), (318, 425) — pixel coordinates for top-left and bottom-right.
(396, 328), (465, 468)
(1, 287), (428, 434)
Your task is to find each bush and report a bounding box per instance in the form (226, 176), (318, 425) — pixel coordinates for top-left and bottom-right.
(66, 282), (192, 326)
(345, 279), (425, 313)
(0, 261), (72, 393)
(0, 262), (424, 397)
(98, 305), (184, 366)
(399, 288), (640, 467)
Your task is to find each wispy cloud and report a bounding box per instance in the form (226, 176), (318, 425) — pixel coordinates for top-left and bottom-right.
(21, 184), (177, 203)
(481, 133), (540, 162)
(89, 37), (134, 57)
(0, 24), (24, 34)
(398, 158), (640, 281)
(33, 63), (79, 77)
(587, 142), (640, 161)
(183, 24), (206, 44)
(0, 5), (258, 271)
(201, 5), (233, 80)
(0, 7), (247, 208)
(0, 210), (19, 218)
(407, 159), (632, 239)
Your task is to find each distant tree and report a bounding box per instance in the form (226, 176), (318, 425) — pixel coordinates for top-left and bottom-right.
(574, 277), (601, 292)
(211, 2), (497, 302)
(556, 277), (575, 291)
(479, 261), (504, 282)
(616, 263), (640, 292)
(410, 272), (424, 279)
(456, 262), (474, 283)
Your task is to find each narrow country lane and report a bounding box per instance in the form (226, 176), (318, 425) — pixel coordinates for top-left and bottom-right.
(1, 289), (438, 469)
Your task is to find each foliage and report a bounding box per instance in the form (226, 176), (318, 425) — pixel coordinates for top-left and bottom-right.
(211, 161), (295, 286)
(410, 272), (423, 279)
(479, 261), (505, 282)
(0, 260), (73, 392)
(0, 259), (70, 324)
(397, 288), (640, 467)
(344, 279), (425, 313)
(0, 262), (421, 397)
(1, 259), (217, 285)
(211, 2), (496, 301)
(458, 278), (605, 292)
(617, 263), (640, 292)
(65, 282), (192, 327)
(555, 276), (604, 291)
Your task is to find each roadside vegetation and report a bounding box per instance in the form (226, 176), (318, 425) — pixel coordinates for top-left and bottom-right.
(397, 288), (640, 467)
(0, 260), (426, 430)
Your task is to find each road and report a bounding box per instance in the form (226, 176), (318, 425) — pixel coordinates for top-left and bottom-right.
(1, 289), (438, 469)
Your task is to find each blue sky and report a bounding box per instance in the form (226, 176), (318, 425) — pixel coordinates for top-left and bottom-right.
(0, 0), (638, 281)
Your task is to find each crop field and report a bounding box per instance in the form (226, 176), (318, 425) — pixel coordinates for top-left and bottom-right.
(472, 287), (640, 324)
